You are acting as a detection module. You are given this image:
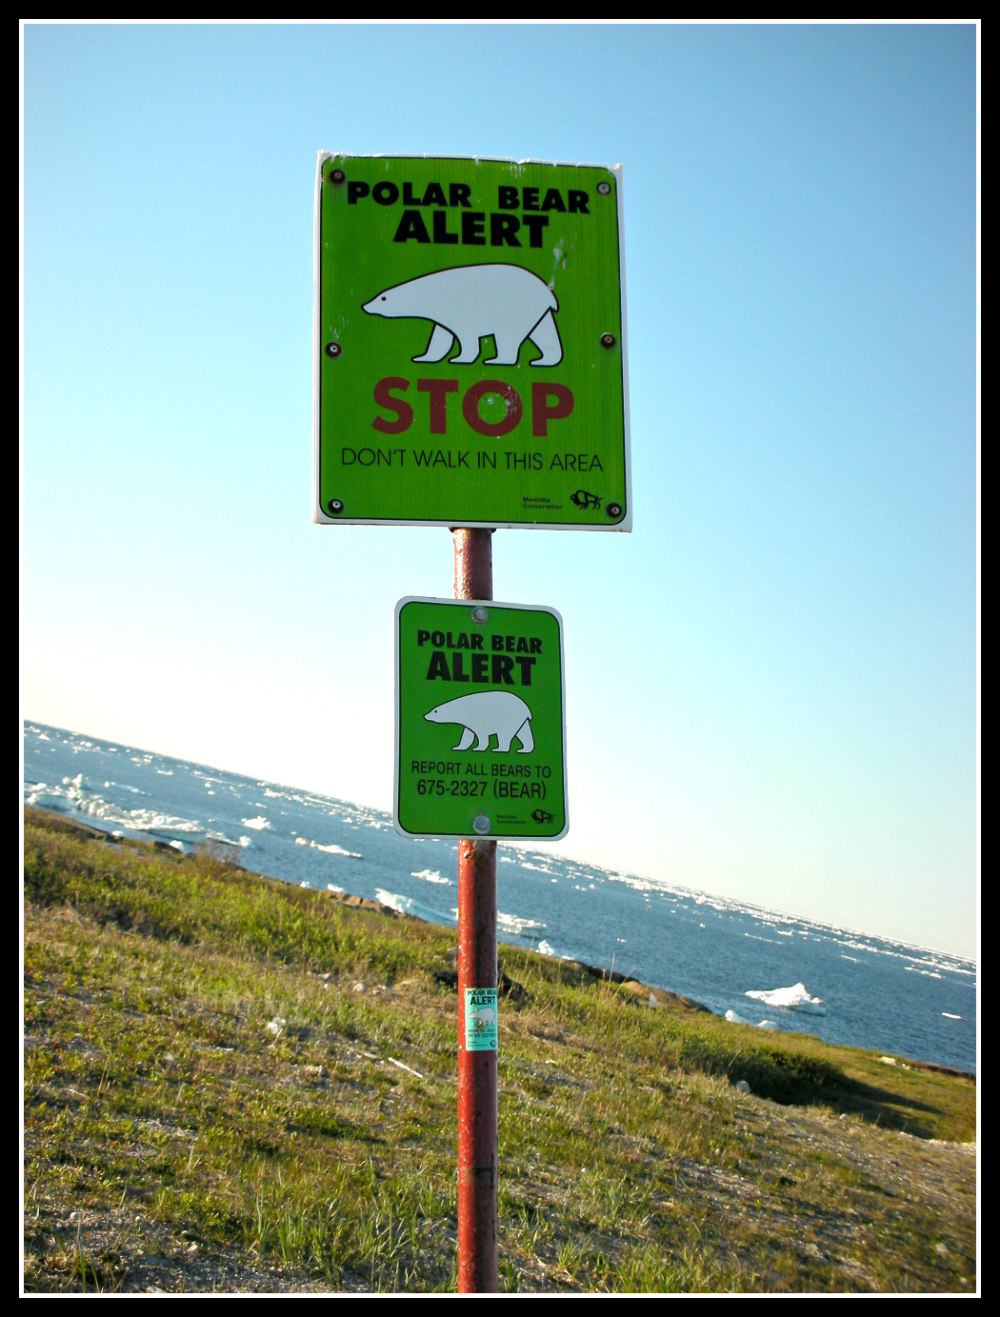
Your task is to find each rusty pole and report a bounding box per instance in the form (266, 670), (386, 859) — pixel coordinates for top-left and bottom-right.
(452, 527), (498, 1294)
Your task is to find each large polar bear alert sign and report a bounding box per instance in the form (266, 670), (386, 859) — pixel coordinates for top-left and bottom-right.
(315, 154), (629, 530)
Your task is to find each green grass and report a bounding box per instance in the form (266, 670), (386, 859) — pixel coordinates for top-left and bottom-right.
(23, 808), (977, 1294)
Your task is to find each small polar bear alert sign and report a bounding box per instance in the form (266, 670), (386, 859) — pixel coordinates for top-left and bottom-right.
(394, 596), (567, 841)
(315, 153), (630, 530)
(464, 988), (498, 1051)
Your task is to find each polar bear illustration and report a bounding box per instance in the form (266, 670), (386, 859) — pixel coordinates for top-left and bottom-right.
(424, 691), (534, 753)
(470, 1006), (496, 1031)
(363, 263), (562, 367)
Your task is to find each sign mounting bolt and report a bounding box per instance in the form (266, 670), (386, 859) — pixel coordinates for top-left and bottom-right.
(325, 341), (342, 358)
(327, 498), (344, 515)
(328, 168), (346, 185)
(600, 333), (616, 348)
(472, 813), (491, 835)
(597, 180), (612, 195)
(471, 606), (489, 625)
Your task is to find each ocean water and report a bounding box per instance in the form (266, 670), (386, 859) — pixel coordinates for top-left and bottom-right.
(23, 721), (976, 1075)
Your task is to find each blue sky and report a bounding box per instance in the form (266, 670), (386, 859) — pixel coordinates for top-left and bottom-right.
(21, 22), (978, 958)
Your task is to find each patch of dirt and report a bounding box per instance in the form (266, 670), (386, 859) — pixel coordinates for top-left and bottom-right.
(23, 1203), (363, 1295)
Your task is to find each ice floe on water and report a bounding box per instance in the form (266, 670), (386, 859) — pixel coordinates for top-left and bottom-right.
(24, 773), (91, 812)
(375, 889), (456, 924)
(25, 788), (76, 813)
(412, 868), (450, 885)
(294, 836), (362, 859)
(744, 982), (827, 1014)
(726, 1009), (785, 1032)
(496, 911), (545, 937)
(24, 776), (206, 844)
(241, 816), (270, 831)
(139, 814), (206, 844)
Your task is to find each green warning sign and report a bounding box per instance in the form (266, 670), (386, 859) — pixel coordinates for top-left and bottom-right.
(464, 987), (498, 1051)
(394, 597), (567, 840)
(315, 154), (630, 530)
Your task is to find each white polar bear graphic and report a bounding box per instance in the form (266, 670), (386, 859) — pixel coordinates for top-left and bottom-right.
(363, 263), (562, 367)
(424, 691), (534, 753)
(471, 1006), (496, 1031)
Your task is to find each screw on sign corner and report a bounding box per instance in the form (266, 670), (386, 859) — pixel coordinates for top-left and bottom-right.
(327, 168), (346, 185)
(325, 341), (342, 358)
(326, 498), (344, 515)
(605, 502), (623, 519)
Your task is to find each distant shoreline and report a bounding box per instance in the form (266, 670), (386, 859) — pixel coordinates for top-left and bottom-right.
(24, 805), (976, 1083)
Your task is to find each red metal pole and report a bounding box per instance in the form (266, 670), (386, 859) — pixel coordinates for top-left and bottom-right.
(452, 528), (498, 1294)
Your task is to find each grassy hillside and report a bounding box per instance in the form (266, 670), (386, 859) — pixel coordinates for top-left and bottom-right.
(22, 808), (977, 1294)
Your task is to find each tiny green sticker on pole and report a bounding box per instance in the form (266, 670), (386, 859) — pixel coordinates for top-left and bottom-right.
(464, 988), (498, 1051)
(394, 597), (567, 840)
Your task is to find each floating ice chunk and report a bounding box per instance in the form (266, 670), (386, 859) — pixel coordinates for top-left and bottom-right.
(241, 816), (270, 831)
(141, 814), (205, 843)
(756, 1019), (780, 1030)
(497, 911), (545, 936)
(26, 789), (74, 812)
(294, 836), (361, 858)
(412, 868), (450, 885)
(725, 1009), (749, 1024)
(375, 889), (456, 924)
(744, 982), (826, 1015)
